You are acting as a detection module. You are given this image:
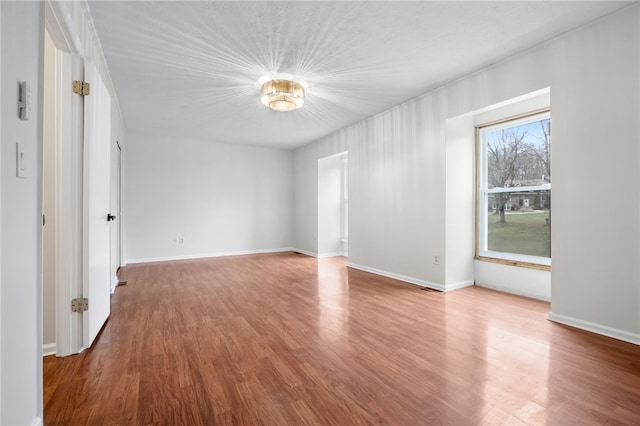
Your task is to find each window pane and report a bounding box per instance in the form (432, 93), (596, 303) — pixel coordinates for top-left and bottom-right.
(485, 117), (551, 189)
(487, 191), (550, 258)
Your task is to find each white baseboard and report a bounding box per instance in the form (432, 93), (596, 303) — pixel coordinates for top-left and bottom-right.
(291, 248), (318, 258)
(445, 280), (475, 291)
(287, 249), (347, 259)
(347, 262), (447, 291)
(125, 247), (294, 264)
(110, 276), (119, 294)
(32, 417), (43, 426)
(317, 252), (343, 259)
(548, 312), (640, 345)
(43, 343), (56, 357)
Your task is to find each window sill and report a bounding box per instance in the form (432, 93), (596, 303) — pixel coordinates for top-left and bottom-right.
(475, 255), (551, 271)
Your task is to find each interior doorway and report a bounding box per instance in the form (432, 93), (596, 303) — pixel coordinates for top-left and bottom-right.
(43, 7), (114, 357)
(113, 140), (123, 283)
(318, 152), (348, 257)
(42, 29), (56, 356)
(42, 25), (85, 357)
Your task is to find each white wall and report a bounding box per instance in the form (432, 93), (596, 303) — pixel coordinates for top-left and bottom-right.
(475, 260), (551, 301)
(318, 154), (343, 257)
(293, 5), (639, 342)
(444, 113), (475, 290)
(125, 133), (293, 263)
(548, 5), (639, 343)
(1, 2), (44, 425)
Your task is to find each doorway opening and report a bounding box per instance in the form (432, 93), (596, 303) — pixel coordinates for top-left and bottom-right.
(112, 141), (124, 289)
(42, 29), (56, 356)
(42, 11), (115, 358)
(318, 152), (348, 257)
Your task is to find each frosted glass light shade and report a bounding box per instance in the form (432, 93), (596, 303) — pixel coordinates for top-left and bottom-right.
(261, 80), (305, 112)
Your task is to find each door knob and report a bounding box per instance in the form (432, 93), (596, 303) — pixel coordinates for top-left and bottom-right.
(107, 213), (116, 222)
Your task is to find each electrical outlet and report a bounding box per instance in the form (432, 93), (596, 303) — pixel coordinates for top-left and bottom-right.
(433, 255), (440, 265)
(178, 237), (185, 244)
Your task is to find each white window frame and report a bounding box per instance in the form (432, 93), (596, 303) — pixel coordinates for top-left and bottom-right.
(476, 109), (551, 269)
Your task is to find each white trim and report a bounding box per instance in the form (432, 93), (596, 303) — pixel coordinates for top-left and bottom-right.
(486, 184), (550, 194)
(110, 276), (119, 294)
(320, 150), (348, 161)
(548, 312), (640, 345)
(125, 247), (294, 264)
(47, 0), (126, 127)
(45, 1), (78, 53)
(480, 250), (552, 267)
(53, 47), (84, 358)
(445, 280), (475, 291)
(292, 248), (318, 258)
(317, 252), (343, 259)
(347, 262), (446, 291)
(32, 416), (43, 426)
(42, 343), (56, 357)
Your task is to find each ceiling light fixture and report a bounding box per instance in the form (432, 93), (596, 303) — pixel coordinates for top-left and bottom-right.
(261, 79), (305, 112)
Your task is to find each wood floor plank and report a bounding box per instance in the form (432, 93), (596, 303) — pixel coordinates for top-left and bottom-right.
(44, 252), (640, 425)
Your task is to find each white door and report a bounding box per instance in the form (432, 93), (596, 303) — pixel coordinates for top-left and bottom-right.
(82, 62), (112, 348)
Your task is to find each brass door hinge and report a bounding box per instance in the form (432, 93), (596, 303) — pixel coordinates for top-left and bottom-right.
(71, 298), (88, 312)
(73, 80), (90, 96)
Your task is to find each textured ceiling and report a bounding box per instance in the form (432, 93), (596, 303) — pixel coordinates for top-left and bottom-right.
(88, 1), (631, 149)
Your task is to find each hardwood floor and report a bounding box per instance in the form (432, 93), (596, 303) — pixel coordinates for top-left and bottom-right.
(44, 252), (640, 425)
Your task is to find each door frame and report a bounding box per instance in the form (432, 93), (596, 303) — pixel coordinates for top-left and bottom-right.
(116, 141), (123, 271)
(45, 1), (85, 356)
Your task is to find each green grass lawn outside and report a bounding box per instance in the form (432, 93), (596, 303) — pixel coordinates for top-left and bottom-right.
(487, 211), (551, 258)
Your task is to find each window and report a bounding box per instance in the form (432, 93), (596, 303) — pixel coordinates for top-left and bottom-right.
(477, 110), (551, 268)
